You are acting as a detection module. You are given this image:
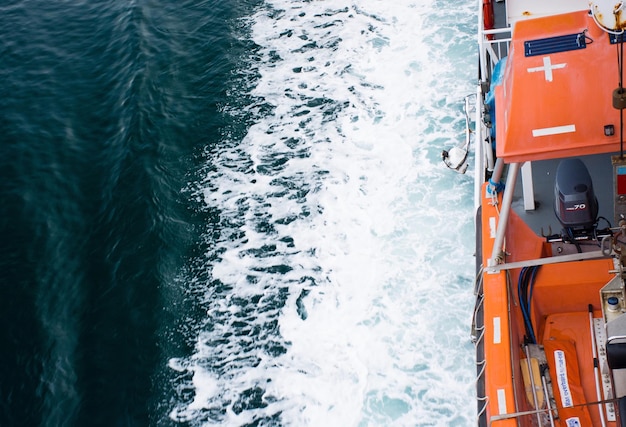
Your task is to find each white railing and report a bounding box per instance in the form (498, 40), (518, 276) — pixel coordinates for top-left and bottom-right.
(474, 26), (511, 210)
(479, 28), (511, 85)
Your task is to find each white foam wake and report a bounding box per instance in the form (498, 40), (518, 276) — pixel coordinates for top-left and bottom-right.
(171, 1), (477, 425)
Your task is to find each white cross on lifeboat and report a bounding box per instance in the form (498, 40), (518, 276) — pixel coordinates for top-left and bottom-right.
(527, 56), (566, 82)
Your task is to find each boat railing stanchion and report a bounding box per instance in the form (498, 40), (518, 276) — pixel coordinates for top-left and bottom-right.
(489, 158), (504, 186)
(488, 162), (519, 267)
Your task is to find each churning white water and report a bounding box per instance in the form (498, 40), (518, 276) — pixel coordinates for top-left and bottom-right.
(170, 1), (478, 425)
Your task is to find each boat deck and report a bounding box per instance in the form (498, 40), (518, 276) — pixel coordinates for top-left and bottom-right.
(514, 257), (616, 426)
(506, 0), (588, 27)
(511, 153), (618, 238)
(495, 0), (589, 29)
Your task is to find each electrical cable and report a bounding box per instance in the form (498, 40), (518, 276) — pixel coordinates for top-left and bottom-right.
(518, 266), (539, 344)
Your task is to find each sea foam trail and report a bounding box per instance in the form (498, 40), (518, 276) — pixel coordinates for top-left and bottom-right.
(171, 1), (477, 425)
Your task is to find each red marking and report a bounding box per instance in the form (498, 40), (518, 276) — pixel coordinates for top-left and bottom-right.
(618, 174), (626, 195)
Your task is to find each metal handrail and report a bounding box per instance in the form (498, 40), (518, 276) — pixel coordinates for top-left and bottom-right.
(485, 249), (611, 273)
(479, 27), (511, 83)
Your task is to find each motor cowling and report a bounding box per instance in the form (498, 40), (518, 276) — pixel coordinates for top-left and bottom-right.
(554, 159), (598, 229)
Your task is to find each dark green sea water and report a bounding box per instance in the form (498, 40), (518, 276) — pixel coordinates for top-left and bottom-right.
(0, 1), (259, 425)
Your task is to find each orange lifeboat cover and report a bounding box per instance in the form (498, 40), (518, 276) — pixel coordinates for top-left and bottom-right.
(495, 11), (622, 162)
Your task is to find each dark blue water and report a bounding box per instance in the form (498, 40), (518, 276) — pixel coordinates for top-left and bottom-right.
(0, 1), (260, 425)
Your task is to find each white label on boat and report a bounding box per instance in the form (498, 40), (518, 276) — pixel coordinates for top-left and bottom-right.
(554, 350), (574, 407)
(497, 388), (507, 415)
(489, 216), (496, 239)
(493, 317), (501, 344)
(565, 417), (581, 427)
(532, 124), (576, 137)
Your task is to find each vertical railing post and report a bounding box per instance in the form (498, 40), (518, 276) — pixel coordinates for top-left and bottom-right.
(489, 162), (519, 267)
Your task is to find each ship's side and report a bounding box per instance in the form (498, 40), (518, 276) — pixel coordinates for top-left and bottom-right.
(470, 0), (626, 425)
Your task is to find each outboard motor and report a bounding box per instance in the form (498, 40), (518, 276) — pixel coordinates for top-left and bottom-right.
(554, 158), (598, 230)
